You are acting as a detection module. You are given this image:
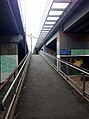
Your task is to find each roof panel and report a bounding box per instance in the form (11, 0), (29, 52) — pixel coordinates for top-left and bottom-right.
(45, 21), (56, 24)
(52, 3), (69, 8)
(49, 11), (63, 15)
(44, 25), (53, 28)
(35, 0), (71, 49)
(47, 17), (59, 20)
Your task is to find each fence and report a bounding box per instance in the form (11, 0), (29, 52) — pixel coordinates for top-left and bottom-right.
(0, 52), (31, 119)
(40, 51), (89, 99)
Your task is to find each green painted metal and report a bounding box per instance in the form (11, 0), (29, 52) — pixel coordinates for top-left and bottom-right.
(0, 55), (18, 83)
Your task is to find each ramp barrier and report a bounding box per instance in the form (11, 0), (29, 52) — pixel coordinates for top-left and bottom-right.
(40, 51), (89, 100)
(0, 52), (31, 119)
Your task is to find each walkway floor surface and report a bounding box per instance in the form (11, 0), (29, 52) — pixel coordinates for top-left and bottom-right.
(14, 55), (89, 119)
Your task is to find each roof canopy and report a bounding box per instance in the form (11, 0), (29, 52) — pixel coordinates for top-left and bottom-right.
(36, 0), (71, 48)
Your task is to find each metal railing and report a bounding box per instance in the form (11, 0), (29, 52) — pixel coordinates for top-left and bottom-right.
(0, 52), (31, 119)
(40, 51), (89, 99)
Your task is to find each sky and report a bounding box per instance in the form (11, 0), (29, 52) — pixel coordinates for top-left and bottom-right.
(18, 0), (70, 52)
(18, 0), (48, 52)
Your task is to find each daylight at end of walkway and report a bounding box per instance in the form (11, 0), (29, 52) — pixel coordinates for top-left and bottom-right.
(14, 55), (89, 119)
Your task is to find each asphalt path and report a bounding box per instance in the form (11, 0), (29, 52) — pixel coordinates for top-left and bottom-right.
(14, 55), (89, 119)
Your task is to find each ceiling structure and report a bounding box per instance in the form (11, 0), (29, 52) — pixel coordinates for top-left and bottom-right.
(0, 0), (24, 35)
(35, 0), (71, 49)
(0, 0), (28, 52)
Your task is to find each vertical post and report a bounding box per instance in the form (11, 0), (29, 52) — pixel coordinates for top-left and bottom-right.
(66, 58), (69, 77)
(66, 64), (69, 79)
(83, 74), (86, 96)
(57, 59), (59, 72)
(57, 31), (60, 69)
(30, 34), (32, 53)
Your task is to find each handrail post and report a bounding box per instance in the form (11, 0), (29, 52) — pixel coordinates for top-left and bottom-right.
(1, 101), (5, 111)
(40, 51), (89, 97)
(57, 59), (59, 72)
(82, 74), (86, 96)
(66, 65), (69, 78)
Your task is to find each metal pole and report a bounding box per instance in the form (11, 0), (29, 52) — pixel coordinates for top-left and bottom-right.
(30, 34), (32, 53)
(83, 74), (86, 96)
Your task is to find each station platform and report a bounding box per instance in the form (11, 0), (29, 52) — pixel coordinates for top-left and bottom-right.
(14, 55), (89, 119)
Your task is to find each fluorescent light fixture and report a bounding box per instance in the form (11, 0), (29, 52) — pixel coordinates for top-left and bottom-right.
(47, 17), (59, 20)
(41, 31), (49, 32)
(52, 3), (69, 9)
(49, 11), (63, 15)
(43, 25), (53, 28)
(42, 29), (51, 31)
(45, 21), (56, 24)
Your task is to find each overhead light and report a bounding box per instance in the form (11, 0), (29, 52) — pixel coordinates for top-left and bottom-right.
(43, 25), (53, 28)
(49, 11), (63, 15)
(42, 29), (51, 31)
(45, 21), (56, 24)
(52, 3), (69, 9)
(47, 17), (59, 20)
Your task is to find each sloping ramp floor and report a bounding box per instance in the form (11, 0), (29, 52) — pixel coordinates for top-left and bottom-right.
(14, 55), (89, 119)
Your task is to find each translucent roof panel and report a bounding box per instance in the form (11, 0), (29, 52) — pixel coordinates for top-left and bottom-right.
(35, 0), (71, 49)
(42, 29), (50, 31)
(43, 25), (53, 27)
(47, 17), (59, 20)
(45, 21), (56, 24)
(49, 11), (63, 15)
(52, 3), (69, 9)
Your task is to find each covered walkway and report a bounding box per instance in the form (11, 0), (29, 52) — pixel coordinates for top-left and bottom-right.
(14, 55), (89, 119)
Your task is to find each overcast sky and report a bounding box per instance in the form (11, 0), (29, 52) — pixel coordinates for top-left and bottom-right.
(18, 0), (48, 52)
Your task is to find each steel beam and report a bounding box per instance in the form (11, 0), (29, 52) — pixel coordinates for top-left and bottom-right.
(37, 0), (86, 50)
(64, 0), (89, 31)
(50, 8), (65, 11)
(43, 27), (52, 29)
(53, 0), (71, 3)
(46, 20), (57, 22)
(48, 15), (60, 17)
(44, 24), (54, 26)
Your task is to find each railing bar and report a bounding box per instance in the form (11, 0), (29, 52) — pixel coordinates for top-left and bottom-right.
(0, 53), (28, 91)
(41, 51), (89, 75)
(40, 51), (89, 101)
(85, 91), (89, 96)
(4, 95), (16, 119)
(1, 53), (30, 109)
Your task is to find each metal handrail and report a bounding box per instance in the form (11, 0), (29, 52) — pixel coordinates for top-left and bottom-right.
(1, 53), (30, 111)
(41, 51), (89, 75)
(0, 54), (28, 91)
(40, 51), (89, 97)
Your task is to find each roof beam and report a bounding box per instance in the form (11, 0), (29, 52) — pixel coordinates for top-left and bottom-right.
(53, 0), (71, 3)
(46, 20), (56, 22)
(43, 27), (51, 29)
(48, 15), (60, 17)
(44, 24), (54, 26)
(51, 8), (65, 11)
(43, 27), (52, 29)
